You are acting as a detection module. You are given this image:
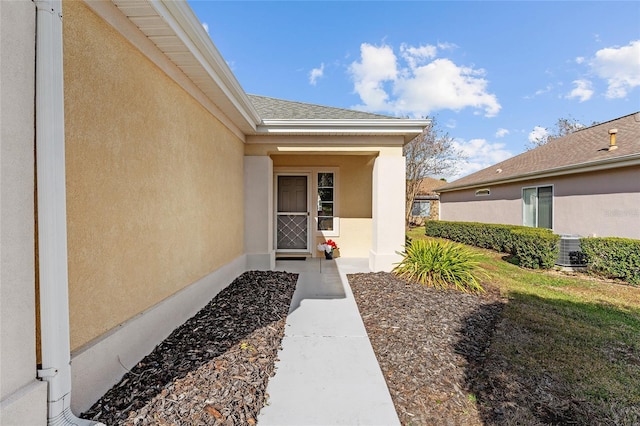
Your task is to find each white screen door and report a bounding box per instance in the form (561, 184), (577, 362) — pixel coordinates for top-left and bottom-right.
(277, 176), (309, 251)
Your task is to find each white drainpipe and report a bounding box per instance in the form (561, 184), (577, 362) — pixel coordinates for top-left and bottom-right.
(34, 1), (103, 424)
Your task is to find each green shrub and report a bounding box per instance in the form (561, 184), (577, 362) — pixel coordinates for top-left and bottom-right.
(510, 228), (559, 269)
(580, 237), (640, 285)
(425, 221), (516, 253)
(426, 220), (558, 269)
(393, 239), (484, 293)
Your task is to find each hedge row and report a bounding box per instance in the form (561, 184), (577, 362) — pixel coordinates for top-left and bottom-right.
(425, 221), (640, 284)
(580, 237), (640, 285)
(425, 221), (559, 269)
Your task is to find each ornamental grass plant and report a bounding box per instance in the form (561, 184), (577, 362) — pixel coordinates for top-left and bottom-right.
(393, 238), (484, 293)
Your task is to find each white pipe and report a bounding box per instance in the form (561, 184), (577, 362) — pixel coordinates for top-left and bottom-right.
(34, 1), (103, 424)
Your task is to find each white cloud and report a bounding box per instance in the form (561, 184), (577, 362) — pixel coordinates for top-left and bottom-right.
(348, 43), (398, 110)
(575, 56), (585, 64)
(448, 138), (513, 181)
(566, 79), (594, 102)
(202, 22), (209, 34)
(400, 43), (437, 69)
(309, 63), (325, 86)
(590, 40), (640, 98)
(528, 126), (548, 144)
(495, 128), (509, 138)
(348, 43), (501, 117)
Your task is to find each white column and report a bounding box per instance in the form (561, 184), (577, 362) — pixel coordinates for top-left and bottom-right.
(369, 156), (406, 272)
(0, 1), (48, 425)
(244, 156), (275, 270)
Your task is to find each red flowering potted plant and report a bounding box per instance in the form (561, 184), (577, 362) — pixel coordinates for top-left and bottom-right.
(317, 239), (339, 259)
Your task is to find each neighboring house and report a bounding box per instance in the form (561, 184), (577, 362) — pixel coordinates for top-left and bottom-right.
(1, 1), (429, 425)
(408, 177), (442, 226)
(437, 112), (640, 240)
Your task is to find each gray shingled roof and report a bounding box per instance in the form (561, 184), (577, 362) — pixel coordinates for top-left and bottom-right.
(248, 94), (397, 120)
(438, 112), (640, 192)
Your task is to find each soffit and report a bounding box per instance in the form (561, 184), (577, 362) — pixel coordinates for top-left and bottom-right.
(110, 0), (260, 134)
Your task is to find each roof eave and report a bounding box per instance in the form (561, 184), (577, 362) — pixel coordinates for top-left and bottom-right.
(151, 0), (262, 127)
(256, 119), (431, 142)
(101, 0), (261, 136)
(438, 153), (640, 192)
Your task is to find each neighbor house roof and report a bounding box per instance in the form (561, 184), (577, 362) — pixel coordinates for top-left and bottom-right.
(415, 177), (446, 195)
(438, 112), (640, 192)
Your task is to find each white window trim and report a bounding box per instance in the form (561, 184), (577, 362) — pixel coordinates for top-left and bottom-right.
(521, 184), (554, 230)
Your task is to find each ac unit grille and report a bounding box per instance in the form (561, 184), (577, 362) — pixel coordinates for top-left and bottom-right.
(556, 235), (587, 267)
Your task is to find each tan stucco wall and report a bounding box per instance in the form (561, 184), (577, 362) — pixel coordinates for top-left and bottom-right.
(63, 1), (244, 350)
(272, 154), (376, 257)
(440, 166), (640, 239)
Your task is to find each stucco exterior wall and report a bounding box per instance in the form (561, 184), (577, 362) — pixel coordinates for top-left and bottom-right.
(63, 1), (245, 350)
(440, 166), (640, 239)
(552, 167), (640, 238)
(440, 184), (522, 226)
(0, 1), (48, 424)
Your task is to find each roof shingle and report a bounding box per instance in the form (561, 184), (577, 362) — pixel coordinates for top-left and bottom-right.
(248, 94), (397, 120)
(438, 112), (640, 191)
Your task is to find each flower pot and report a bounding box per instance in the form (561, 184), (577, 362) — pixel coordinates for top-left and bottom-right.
(324, 251), (333, 260)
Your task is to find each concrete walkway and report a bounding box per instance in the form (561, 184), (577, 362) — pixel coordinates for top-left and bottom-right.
(257, 258), (400, 426)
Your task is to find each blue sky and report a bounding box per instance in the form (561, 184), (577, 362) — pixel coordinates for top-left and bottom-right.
(188, 1), (640, 180)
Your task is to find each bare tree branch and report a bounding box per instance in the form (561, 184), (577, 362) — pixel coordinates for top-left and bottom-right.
(404, 118), (467, 224)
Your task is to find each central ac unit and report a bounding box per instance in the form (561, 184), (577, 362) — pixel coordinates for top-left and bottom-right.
(556, 234), (587, 267)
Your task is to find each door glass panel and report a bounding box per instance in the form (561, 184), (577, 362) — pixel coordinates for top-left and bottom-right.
(277, 215), (308, 249)
(277, 176), (308, 250)
(278, 176), (307, 213)
(523, 188), (537, 227)
(537, 186), (553, 229)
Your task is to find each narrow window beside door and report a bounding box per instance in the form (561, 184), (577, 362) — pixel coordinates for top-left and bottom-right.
(317, 172), (334, 231)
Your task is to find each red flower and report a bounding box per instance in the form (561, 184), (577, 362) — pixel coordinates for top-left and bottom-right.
(326, 239), (338, 250)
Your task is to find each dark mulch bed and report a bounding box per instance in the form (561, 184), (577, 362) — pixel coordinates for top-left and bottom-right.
(83, 270), (297, 426)
(348, 272), (504, 426)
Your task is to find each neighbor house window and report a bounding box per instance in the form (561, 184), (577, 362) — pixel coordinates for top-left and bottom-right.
(523, 185), (553, 229)
(411, 200), (431, 217)
(317, 172), (334, 231)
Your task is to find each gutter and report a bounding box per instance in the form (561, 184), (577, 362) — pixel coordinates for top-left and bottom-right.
(34, 1), (103, 424)
(438, 153), (640, 193)
(257, 119), (431, 142)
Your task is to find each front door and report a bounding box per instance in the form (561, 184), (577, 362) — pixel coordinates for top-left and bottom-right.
(276, 176), (309, 251)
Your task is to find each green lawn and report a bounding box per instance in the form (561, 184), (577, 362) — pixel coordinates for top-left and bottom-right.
(407, 228), (640, 423)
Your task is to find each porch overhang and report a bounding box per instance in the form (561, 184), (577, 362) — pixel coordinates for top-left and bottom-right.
(256, 119), (430, 143)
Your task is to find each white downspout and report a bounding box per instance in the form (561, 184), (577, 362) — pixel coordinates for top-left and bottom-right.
(34, 1), (103, 424)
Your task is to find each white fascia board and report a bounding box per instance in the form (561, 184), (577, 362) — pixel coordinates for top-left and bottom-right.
(438, 154), (640, 192)
(148, 0), (261, 128)
(257, 119), (430, 142)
